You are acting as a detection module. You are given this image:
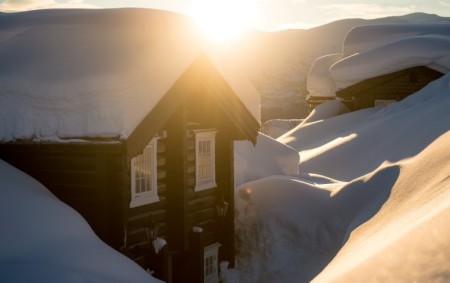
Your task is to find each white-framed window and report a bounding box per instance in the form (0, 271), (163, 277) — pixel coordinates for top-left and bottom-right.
(130, 139), (159, 208)
(204, 243), (221, 283)
(195, 130), (217, 192)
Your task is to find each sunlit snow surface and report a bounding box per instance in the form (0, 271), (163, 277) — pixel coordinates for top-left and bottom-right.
(0, 9), (260, 142)
(228, 72), (450, 282)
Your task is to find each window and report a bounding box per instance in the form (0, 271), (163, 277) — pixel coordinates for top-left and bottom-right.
(204, 243), (221, 283)
(130, 139), (159, 208)
(195, 130), (217, 192)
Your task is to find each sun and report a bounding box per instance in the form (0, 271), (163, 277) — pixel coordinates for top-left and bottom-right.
(190, 0), (255, 43)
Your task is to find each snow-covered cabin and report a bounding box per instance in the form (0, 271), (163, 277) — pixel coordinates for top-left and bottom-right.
(0, 9), (260, 283)
(336, 65), (444, 110)
(307, 24), (450, 111)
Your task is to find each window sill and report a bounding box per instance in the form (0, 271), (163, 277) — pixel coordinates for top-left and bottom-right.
(129, 194), (160, 208)
(195, 181), (217, 192)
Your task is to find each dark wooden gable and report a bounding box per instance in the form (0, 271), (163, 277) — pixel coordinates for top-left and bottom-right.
(336, 66), (444, 111)
(126, 53), (259, 159)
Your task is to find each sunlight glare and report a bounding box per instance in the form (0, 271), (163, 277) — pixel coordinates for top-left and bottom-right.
(191, 0), (255, 43)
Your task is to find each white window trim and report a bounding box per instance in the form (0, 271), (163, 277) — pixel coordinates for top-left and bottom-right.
(130, 139), (159, 208)
(194, 130), (217, 192)
(204, 243), (221, 283)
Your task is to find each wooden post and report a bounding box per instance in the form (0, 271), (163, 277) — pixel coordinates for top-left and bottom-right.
(189, 228), (204, 283)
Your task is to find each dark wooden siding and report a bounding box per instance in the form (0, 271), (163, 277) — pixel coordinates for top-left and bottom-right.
(0, 143), (125, 248)
(123, 137), (169, 268)
(186, 123), (218, 247)
(337, 66), (444, 111)
(185, 85), (237, 263)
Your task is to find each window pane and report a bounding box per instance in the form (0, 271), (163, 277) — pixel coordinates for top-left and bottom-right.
(133, 143), (154, 195)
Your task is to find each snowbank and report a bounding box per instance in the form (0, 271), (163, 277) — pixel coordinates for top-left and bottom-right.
(0, 159), (161, 283)
(261, 119), (302, 138)
(234, 133), (299, 187)
(313, 129), (450, 283)
(230, 71), (450, 282)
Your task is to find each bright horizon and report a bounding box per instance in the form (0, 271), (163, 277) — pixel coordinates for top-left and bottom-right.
(1, 0), (449, 32)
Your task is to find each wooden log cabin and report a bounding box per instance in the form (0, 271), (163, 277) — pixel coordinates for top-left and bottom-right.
(0, 9), (260, 283)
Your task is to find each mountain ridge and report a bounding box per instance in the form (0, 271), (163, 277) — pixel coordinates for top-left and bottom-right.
(236, 12), (450, 121)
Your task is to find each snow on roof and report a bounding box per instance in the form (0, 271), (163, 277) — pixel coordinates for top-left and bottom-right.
(342, 23), (450, 57)
(331, 34), (450, 90)
(306, 53), (342, 99)
(0, 9), (260, 142)
(0, 159), (162, 282)
(307, 23), (450, 95)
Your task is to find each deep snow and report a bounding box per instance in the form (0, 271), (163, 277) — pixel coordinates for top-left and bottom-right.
(0, 9), (260, 142)
(306, 23), (450, 98)
(230, 70), (450, 282)
(1, 9), (450, 283)
(0, 159), (162, 283)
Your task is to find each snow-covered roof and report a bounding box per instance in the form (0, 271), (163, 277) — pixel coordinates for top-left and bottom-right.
(0, 8), (260, 142)
(342, 23), (450, 57)
(306, 53), (342, 99)
(331, 33), (450, 90)
(307, 23), (450, 96)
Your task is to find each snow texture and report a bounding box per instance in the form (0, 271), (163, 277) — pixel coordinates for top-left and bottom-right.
(331, 34), (450, 89)
(152, 238), (167, 255)
(229, 70), (450, 282)
(307, 53), (342, 99)
(0, 9), (260, 142)
(307, 23), (450, 95)
(234, 133), (300, 187)
(0, 159), (162, 283)
(261, 119), (303, 139)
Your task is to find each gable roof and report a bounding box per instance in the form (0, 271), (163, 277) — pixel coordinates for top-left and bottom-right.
(0, 8), (260, 143)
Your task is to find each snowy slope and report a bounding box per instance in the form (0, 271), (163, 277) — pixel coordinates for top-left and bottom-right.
(228, 70), (450, 282)
(0, 159), (162, 283)
(234, 133), (299, 187)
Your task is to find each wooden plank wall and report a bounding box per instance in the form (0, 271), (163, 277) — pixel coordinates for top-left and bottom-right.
(185, 123), (218, 247)
(124, 138), (169, 269)
(0, 143), (125, 248)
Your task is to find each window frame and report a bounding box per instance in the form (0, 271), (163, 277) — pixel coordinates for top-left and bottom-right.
(204, 243), (221, 283)
(194, 130), (217, 192)
(129, 138), (159, 208)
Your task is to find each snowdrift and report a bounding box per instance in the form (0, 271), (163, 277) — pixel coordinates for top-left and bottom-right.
(229, 71), (450, 282)
(234, 133), (299, 187)
(0, 160), (161, 283)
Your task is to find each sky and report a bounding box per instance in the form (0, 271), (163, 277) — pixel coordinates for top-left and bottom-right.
(0, 0), (449, 30)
